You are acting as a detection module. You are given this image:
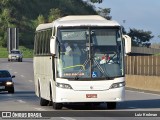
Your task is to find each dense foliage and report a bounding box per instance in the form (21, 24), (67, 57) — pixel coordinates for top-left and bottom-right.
(90, 0), (103, 3)
(0, 0), (97, 48)
(127, 28), (154, 47)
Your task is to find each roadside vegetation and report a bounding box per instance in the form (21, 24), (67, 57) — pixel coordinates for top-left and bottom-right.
(0, 46), (33, 58)
(154, 53), (160, 56)
(0, 0), (97, 49)
(0, 47), (8, 58)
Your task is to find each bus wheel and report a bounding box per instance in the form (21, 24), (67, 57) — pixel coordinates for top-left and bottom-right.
(40, 98), (49, 106)
(53, 102), (63, 109)
(107, 102), (116, 109)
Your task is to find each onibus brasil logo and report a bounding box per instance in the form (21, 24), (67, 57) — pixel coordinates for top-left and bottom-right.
(2, 112), (42, 119)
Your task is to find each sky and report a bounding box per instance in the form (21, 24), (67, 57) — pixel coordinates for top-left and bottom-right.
(93, 0), (160, 43)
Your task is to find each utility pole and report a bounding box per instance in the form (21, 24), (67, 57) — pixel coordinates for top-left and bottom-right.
(7, 28), (19, 52)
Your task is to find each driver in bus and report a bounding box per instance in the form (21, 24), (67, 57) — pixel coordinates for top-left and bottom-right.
(100, 54), (110, 64)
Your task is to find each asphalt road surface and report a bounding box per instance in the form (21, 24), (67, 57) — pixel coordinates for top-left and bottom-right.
(0, 58), (160, 120)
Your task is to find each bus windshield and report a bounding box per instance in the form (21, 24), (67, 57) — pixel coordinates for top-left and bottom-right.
(56, 27), (124, 80)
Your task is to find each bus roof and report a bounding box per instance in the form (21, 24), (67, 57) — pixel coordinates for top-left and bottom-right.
(36, 15), (120, 31)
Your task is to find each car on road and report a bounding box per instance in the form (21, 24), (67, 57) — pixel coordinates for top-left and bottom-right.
(0, 70), (15, 93)
(8, 49), (23, 62)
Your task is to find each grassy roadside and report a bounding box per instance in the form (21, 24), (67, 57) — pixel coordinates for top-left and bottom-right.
(0, 47), (8, 58)
(154, 53), (160, 56)
(0, 46), (33, 58)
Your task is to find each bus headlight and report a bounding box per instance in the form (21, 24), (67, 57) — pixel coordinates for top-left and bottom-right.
(56, 83), (72, 89)
(110, 82), (125, 89)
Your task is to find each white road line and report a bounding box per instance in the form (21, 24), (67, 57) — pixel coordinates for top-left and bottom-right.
(60, 117), (76, 120)
(34, 107), (47, 111)
(14, 72), (18, 74)
(29, 80), (33, 82)
(17, 100), (26, 103)
(20, 75), (25, 77)
(126, 90), (160, 96)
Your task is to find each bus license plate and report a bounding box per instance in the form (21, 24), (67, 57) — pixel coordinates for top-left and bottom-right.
(86, 94), (97, 98)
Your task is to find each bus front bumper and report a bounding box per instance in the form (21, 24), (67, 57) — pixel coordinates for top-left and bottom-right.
(55, 87), (125, 103)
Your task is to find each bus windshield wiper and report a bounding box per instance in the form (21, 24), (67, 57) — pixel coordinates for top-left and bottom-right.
(74, 57), (112, 80)
(74, 58), (90, 80)
(93, 58), (112, 79)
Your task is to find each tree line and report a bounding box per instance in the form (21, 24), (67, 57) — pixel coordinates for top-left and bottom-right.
(0, 0), (97, 48)
(0, 0), (154, 48)
(122, 27), (154, 47)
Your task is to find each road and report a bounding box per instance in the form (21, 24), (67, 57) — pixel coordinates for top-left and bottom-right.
(0, 58), (160, 120)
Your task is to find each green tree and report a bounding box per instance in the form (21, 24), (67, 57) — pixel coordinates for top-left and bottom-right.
(97, 7), (111, 20)
(121, 26), (127, 34)
(48, 8), (61, 22)
(0, 0), (97, 48)
(0, 8), (12, 47)
(128, 28), (154, 47)
(37, 15), (45, 24)
(90, 0), (103, 3)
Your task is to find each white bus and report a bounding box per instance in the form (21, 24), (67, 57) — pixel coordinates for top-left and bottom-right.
(34, 15), (131, 109)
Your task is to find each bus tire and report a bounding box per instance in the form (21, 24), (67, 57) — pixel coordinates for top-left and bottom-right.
(52, 102), (63, 109)
(40, 97), (49, 106)
(107, 102), (116, 109)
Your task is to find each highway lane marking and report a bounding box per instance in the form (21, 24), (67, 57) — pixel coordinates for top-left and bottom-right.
(17, 100), (26, 103)
(60, 117), (76, 120)
(34, 107), (47, 111)
(29, 80), (33, 82)
(126, 90), (160, 97)
(14, 72), (18, 74)
(20, 75), (25, 78)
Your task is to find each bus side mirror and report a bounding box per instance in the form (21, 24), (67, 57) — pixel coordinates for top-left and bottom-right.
(50, 37), (56, 55)
(123, 35), (131, 54)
